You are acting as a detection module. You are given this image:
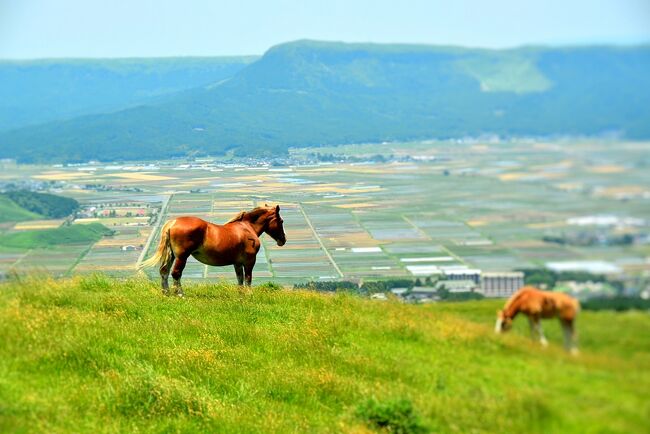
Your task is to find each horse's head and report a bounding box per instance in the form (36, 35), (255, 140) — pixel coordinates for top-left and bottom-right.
(495, 310), (512, 333)
(265, 205), (286, 247)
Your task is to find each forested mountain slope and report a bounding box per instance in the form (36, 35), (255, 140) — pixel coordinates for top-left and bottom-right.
(1, 41), (648, 162)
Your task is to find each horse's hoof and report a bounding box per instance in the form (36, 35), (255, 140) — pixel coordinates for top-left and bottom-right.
(176, 293), (185, 298)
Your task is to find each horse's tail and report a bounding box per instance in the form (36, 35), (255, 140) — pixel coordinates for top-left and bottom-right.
(138, 219), (176, 271)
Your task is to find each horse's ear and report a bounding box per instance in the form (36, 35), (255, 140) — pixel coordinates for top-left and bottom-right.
(276, 205), (280, 213)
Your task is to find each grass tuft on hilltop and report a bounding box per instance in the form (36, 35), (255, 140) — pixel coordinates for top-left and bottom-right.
(0, 275), (648, 433)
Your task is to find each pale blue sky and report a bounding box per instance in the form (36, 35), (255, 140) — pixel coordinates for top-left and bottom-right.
(1, 0), (649, 58)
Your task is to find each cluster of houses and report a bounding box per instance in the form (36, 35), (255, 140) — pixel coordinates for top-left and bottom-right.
(77, 204), (150, 219)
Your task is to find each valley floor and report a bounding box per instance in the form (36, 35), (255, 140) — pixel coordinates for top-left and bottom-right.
(2, 140), (649, 286)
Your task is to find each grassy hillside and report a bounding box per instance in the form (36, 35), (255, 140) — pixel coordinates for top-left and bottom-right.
(1, 41), (648, 162)
(0, 222), (112, 248)
(0, 276), (648, 433)
(0, 195), (40, 223)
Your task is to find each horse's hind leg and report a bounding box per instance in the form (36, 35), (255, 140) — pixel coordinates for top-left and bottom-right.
(171, 253), (189, 297)
(562, 318), (579, 355)
(160, 253), (175, 295)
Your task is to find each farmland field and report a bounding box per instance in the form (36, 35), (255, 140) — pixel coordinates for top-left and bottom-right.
(0, 139), (648, 284)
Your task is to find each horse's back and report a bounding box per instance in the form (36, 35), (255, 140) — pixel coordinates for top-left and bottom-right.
(547, 291), (580, 319)
(170, 216), (210, 235)
(173, 215), (208, 226)
(513, 286), (547, 314)
(168, 216), (210, 253)
(515, 286), (579, 319)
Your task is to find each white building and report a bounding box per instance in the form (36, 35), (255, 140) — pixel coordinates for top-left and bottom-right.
(436, 279), (478, 293)
(443, 269), (481, 284)
(479, 272), (525, 298)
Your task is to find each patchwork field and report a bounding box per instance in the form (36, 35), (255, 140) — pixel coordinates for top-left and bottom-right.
(1, 139), (648, 284)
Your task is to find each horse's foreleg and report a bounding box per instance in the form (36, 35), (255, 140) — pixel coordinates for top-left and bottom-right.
(244, 259), (256, 287)
(160, 253), (175, 295)
(528, 316), (536, 339)
(234, 264), (244, 286)
(171, 254), (189, 297)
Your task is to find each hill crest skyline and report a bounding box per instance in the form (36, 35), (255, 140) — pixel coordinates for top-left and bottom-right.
(0, 39), (649, 163)
(3, 38), (650, 61)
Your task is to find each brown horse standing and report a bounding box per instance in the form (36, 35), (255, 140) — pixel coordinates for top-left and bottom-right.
(138, 205), (286, 295)
(495, 286), (580, 354)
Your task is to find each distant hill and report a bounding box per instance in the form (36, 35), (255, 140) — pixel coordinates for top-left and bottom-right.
(0, 222), (112, 248)
(0, 41), (649, 162)
(0, 195), (40, 223)
(0, 56), (257, 131)
(0, 191), (79, 223)
(2, 190), (79, 219)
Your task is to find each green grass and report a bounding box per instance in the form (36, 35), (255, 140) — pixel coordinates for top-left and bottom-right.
(0, 195), (40, 223)
(0, 276), (648, 433)
(0, 222), (112, 248)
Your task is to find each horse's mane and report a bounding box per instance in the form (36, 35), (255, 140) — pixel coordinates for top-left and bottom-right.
(503, 288), (527, 312)
(225, 207), (269, 224)
(225, 211), (247, 224)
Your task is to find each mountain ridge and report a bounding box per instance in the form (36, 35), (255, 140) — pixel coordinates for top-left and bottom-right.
(1, 40), (649, 163)
(0, 56), (257, 132)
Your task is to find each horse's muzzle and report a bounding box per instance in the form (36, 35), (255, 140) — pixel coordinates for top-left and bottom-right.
(277, 238), (286, 246)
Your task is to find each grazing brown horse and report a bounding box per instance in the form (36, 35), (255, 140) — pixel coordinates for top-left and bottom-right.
(495, 286), (580, 354)
(138, 205), (286, 295)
